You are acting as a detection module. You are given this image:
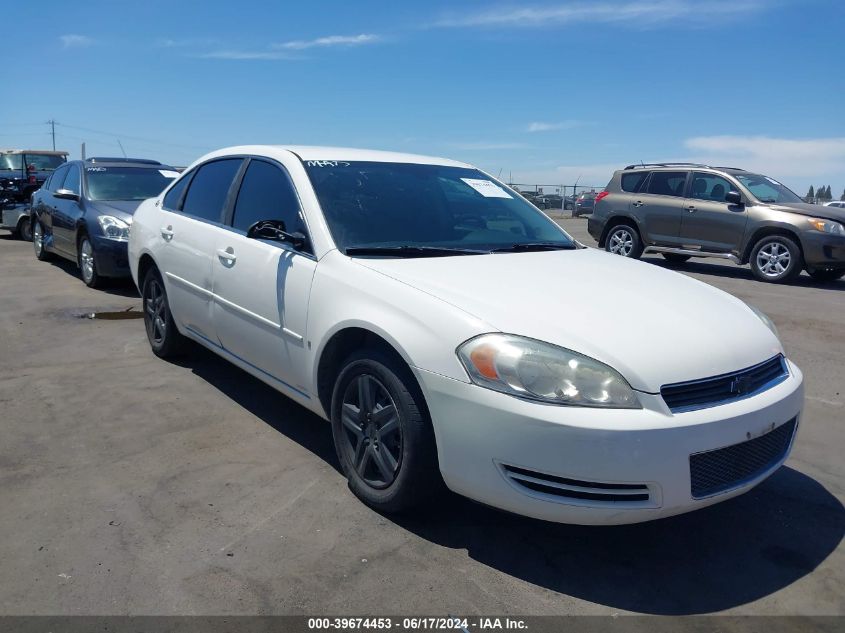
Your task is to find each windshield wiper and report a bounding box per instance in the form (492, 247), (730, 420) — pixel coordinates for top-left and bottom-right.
(489, 242), (577, 253)
(344, 245), (488, 257)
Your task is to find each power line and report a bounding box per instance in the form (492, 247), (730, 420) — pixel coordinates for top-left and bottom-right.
(55, 122), (213, 151)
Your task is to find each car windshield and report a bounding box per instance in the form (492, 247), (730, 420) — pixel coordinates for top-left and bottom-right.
(303, 161), (575, 255)
(85, 167), (177, 201)
(25, 154), (66, 171)
(735, 173), (803, 204)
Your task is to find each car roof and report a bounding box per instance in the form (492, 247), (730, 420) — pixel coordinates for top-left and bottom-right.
(199, 145), (473, 168)
(1, 149), (69, 156)
(74, 158), (176, 169)
(620, 163), (747, 173)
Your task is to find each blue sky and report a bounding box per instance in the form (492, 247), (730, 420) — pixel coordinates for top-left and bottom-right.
(3, 0), (844, 195)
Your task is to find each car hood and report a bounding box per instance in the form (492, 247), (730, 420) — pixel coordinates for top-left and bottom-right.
(87, 200), (142, 223)
(357, 248), (783, 393)
(763, 202), (845, 223)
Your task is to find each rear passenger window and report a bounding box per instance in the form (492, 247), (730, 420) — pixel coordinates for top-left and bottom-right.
(162, 172), (192, 211)
(621, 172), (648, 192)
(181, 159), (243, 223)
(647, 171), (687, 197)
(231, 160), (307, 241)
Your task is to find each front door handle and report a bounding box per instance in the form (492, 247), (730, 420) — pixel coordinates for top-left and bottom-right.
(686, 205), (696, 213)
(217, 248), (237, 264)
(160, 226), (174, 240)
(632, 201), (644, 208)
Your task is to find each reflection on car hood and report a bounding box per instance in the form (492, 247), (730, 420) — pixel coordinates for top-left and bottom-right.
(358, 248), (782, 392)
(764, 202), (845, 223)
(87, 200), (142, 223)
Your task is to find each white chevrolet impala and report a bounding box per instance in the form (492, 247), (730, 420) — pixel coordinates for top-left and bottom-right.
(128, 146), (804, 525)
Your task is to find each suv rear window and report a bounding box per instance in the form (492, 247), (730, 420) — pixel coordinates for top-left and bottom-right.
(647, 171), (687, 197)
(621, 172), (648, 192)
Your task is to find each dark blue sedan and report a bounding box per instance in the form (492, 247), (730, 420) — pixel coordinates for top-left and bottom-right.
(31, 158), (178, 287)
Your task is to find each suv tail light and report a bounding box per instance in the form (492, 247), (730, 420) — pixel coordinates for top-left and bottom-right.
(595, 190), (609, 204)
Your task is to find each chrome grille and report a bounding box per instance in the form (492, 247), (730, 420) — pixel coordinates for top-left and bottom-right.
(502, 464), (651, 504)
(689, 417), (797, 499)
(661, 355), (788, 413)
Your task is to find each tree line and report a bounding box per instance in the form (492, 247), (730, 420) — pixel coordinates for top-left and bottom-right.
(805, 185), (845, 202)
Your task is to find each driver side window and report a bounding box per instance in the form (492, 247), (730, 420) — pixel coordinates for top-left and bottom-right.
(230, 159), (310, 252)
(690, 172), (735, 203)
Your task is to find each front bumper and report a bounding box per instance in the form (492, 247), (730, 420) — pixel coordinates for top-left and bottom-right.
(801, 231), (845, 269)
(91, 236), (131, 278)
(416, 360), (803, 525)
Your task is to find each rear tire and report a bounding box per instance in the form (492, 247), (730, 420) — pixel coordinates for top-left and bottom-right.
(605, 224), (643, 259)
(330, 348), (441, 514)
(749, 235), (803, 283)
(32, 219), (51, 261)
(807, 268), (845, 282)
(17, 217), (32, 242)
(142, 267), (187, 359)
(662, 253), (691, 263)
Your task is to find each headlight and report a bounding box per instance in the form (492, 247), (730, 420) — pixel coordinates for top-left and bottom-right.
(807, 217), (845, 236)
(747, 304), (780, 341)
(457, 333), (641, 408)
(98, 215), (130, 241)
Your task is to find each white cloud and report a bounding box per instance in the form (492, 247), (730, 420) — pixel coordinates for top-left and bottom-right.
(196, 50), (294, 60)
(435, 1), (762, 28)
(526, 120), (587, 133)
(273, 34), (379, 50)
(60, 34), (93, 48)
(683, 136), (845, 182)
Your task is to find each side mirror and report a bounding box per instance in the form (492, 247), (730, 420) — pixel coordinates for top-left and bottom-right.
(54, 188), (79, 201)
(725, 190), (743, 206)
(247, 219), (307, 250)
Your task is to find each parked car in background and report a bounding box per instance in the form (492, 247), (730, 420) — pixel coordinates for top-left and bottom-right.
(535, 194), (565, 210)
(129, 145), (802, 525)
(1, 178), (33, 240)
(574, 191), (597, 216)
(0, 149), (68, 202)
(589, 163), (845, 283)
(824, 201), (845, 209)
(31, 157), (178, 287)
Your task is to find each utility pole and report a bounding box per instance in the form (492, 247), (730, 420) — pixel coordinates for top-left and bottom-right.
(46, 119), (56, 150)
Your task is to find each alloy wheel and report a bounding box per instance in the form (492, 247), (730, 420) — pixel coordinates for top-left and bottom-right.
(79, 239), (95, 284)
(33, 222), (43, 256)
(340, 374), (402, 489)
(756, 241), (791, 278)
(144, 276), (167, 346)
(608, 228), (634, 256)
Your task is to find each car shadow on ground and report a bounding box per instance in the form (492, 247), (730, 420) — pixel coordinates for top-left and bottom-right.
(174, 344), (844, 615)
(39, 255), (140, 298)
(644, 256), (845, 291)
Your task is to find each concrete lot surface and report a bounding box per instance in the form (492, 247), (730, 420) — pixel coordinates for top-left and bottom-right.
(0, 219), (843, 616)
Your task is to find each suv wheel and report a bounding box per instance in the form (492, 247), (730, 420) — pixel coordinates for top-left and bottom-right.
(330, 348), (441, 513)
(605, 224), (643, 258)
(808, 268), (845, 282)
(749, 235), (802, 283)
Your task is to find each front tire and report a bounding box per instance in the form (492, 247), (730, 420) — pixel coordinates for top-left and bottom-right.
(605, 224), (643, 258)
(78, 235), (103, 288)
(749, 235), (802, 283)
(330, 349), (440, 513)
(142, 268), (187, 358)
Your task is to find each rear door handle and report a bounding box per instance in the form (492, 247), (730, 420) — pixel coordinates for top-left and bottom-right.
(160, 226), (174, 240)
(632, 201), (643, 208)
(217, 248), (236, 264)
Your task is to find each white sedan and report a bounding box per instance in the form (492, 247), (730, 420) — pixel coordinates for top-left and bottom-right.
(128, 146), (803, 525)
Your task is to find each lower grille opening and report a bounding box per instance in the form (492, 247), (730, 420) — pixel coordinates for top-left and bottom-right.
(502, 464), (651, 504)
(690, 417), (797, 499)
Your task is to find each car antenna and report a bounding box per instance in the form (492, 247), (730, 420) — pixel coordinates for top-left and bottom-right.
(117, 139), (127, 159)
